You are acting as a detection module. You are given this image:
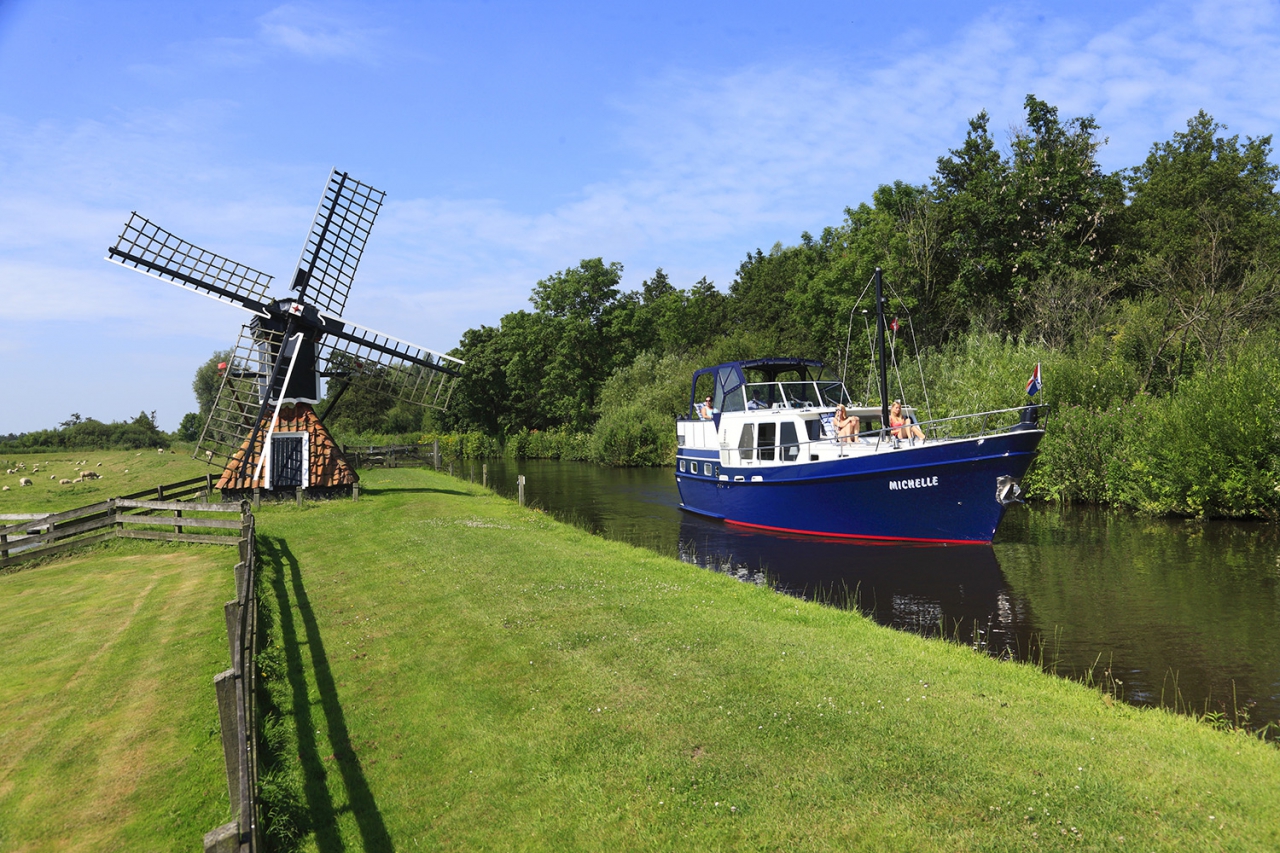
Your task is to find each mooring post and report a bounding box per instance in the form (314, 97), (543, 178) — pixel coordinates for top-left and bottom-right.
(482, 463), (488, 488)
(518, 474), (525, 507)
(449, 461), (453, 477)
(469, 462), (474, 483)
(433, 439), (440, 471)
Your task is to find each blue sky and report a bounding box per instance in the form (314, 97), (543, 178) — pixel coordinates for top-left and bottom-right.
(2, 0), (1278, 433)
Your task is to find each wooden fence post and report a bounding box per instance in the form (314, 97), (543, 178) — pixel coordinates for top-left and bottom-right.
(433, 439), (440, 471)
(449, 461), (453, 477)
(225, 600), (242, 675)
(482, 463), (488, 488)
(469, 462), (474, 483)
(206, 472), (214, 499)
(213, 670), (241, 813)
(157, 484), (165, 501)
(518, 474), (525, 507)
(352, 483), (360, 502)
(203, 822), (240, 853)
(174, 508), (183, 535)
(252, 488), (260, 510)
(296, 487), (303, 508)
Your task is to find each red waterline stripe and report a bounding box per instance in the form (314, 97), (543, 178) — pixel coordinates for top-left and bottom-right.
(723, 517), (988, 545)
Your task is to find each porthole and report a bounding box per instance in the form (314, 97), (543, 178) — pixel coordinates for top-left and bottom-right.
(703, 462), (713, 476)
(678, 459), (685, 472)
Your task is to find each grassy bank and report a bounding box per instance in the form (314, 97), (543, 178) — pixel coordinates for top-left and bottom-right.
(0, 542), (234, 850)
(255, 467), (1279, 851)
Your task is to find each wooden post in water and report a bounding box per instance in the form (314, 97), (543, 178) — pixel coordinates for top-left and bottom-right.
(482, 463), (488, 488)
(518, 474), (525, 507)
(469, 463), (474, 483)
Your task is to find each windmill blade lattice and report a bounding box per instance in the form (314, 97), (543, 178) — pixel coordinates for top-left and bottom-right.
(107, 214), (274, 310)
(292, 169), (385, 318)
(196, 323), (286, 465)
(317, 320), (463, 411)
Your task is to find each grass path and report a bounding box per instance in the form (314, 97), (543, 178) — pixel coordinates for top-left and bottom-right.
(0, 543), (234, 851)
(256, 468), (1280, 851)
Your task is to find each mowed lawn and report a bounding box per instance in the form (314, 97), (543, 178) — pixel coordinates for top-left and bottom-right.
(0, 543), (235, 851)
(256, 468), (1280, 852)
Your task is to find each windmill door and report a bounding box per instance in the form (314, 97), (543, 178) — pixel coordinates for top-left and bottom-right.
(271, 435), (307, 489)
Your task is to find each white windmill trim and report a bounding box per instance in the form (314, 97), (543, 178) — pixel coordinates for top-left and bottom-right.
(103, 256), (271, 318)
(254, 332), (306, 488)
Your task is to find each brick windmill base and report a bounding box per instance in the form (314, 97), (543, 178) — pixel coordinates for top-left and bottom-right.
(218, 403), (358, 500)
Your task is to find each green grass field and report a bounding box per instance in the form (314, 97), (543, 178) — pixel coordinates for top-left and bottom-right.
(0, 542), (235, 851)
(251, 468), (1280, 852)
(0, 448), (211, 514)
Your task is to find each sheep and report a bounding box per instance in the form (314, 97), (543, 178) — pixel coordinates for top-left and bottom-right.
(50, 475), (56, 480)
(96, 462), (102, 467)
(1, 485), (8, 491)
(20, 478), (33, 486)
(73, 477), (83, 484)
(79, 471), (100, 480)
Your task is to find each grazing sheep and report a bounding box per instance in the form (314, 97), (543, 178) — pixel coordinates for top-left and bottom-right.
(59, 478), (71, 485)
(20, 478), (33, 486)
(79, 471), (100, 479)
(50, 475), (56, 480)
(124, 469), (129, 473)
(96, 462), (102, 467)
(2, 486), (8, 491)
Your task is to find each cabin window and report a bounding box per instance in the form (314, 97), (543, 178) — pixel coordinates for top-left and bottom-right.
(678, 459), (685, 472)
(703, 462), (713, 476)
(805, 419), (823, 442)
(738, 424), (755, 461)
(781, 422), (800, 462)
(758, 422), (776, 461)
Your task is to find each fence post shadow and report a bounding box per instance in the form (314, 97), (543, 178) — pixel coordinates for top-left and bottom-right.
(259, 535), (393, 853)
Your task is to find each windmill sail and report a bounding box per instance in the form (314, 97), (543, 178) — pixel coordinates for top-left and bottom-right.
(291, 169), (384, 318)
(316, 319), (463, 411)
(107, 214), (273, 311)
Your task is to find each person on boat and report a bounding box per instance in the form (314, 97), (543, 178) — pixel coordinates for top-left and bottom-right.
(834, 404), (859, 442)
(889, 400), (925, 441)
(700, 396), (715, 419)
(747, 390), (765, 410)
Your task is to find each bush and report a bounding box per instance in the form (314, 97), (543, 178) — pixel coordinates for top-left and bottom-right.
(505, 427), (591, 460)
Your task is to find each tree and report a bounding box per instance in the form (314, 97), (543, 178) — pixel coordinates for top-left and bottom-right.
(1121, 112), (1280, 389)
(192, 350), (232, 425)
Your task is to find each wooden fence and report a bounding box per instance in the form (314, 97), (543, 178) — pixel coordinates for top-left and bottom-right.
(205, 510), (261, 853)
(0, 487), (263, 851)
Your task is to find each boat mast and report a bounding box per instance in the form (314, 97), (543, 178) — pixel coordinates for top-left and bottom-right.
(874, 267), (890, 434)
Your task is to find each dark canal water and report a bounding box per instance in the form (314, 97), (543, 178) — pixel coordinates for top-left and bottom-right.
(478, 458), (1280, 731)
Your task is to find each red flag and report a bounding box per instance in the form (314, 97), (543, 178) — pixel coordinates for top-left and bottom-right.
(890, 317), (899, 333)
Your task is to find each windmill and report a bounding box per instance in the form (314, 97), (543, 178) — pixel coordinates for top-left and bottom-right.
(106, 169), (463, 497)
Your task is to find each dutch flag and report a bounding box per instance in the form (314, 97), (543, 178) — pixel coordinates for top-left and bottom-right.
(1026, 363), (1042, 396)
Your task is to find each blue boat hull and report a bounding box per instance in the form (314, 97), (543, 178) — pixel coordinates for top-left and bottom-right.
(676, 428), (1043, 544)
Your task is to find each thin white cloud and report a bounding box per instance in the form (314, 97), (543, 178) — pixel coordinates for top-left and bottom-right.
(256, 3), (383, 61)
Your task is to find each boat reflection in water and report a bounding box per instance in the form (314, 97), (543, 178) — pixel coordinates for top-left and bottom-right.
(675, 513), (1031, 655)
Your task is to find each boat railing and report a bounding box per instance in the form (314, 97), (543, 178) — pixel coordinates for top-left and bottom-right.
(714, 404), (1046, 466)
(736, 380), (850, 412)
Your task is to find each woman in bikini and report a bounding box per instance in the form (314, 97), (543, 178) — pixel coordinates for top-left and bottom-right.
(888, 400), (925, 441)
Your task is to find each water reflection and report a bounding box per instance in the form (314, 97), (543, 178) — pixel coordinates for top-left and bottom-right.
(675, 514), (1029, 656)
(479, 458), (1280, 730)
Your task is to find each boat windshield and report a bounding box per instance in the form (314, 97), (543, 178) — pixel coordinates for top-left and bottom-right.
(738, 379), (850, 411)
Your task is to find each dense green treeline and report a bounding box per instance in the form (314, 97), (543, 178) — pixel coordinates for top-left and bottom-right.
(363, 97), (1280, 517)
(0, 411), (170, 451)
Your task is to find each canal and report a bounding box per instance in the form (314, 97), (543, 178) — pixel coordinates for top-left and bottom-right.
(471, 457), (1280, 731)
